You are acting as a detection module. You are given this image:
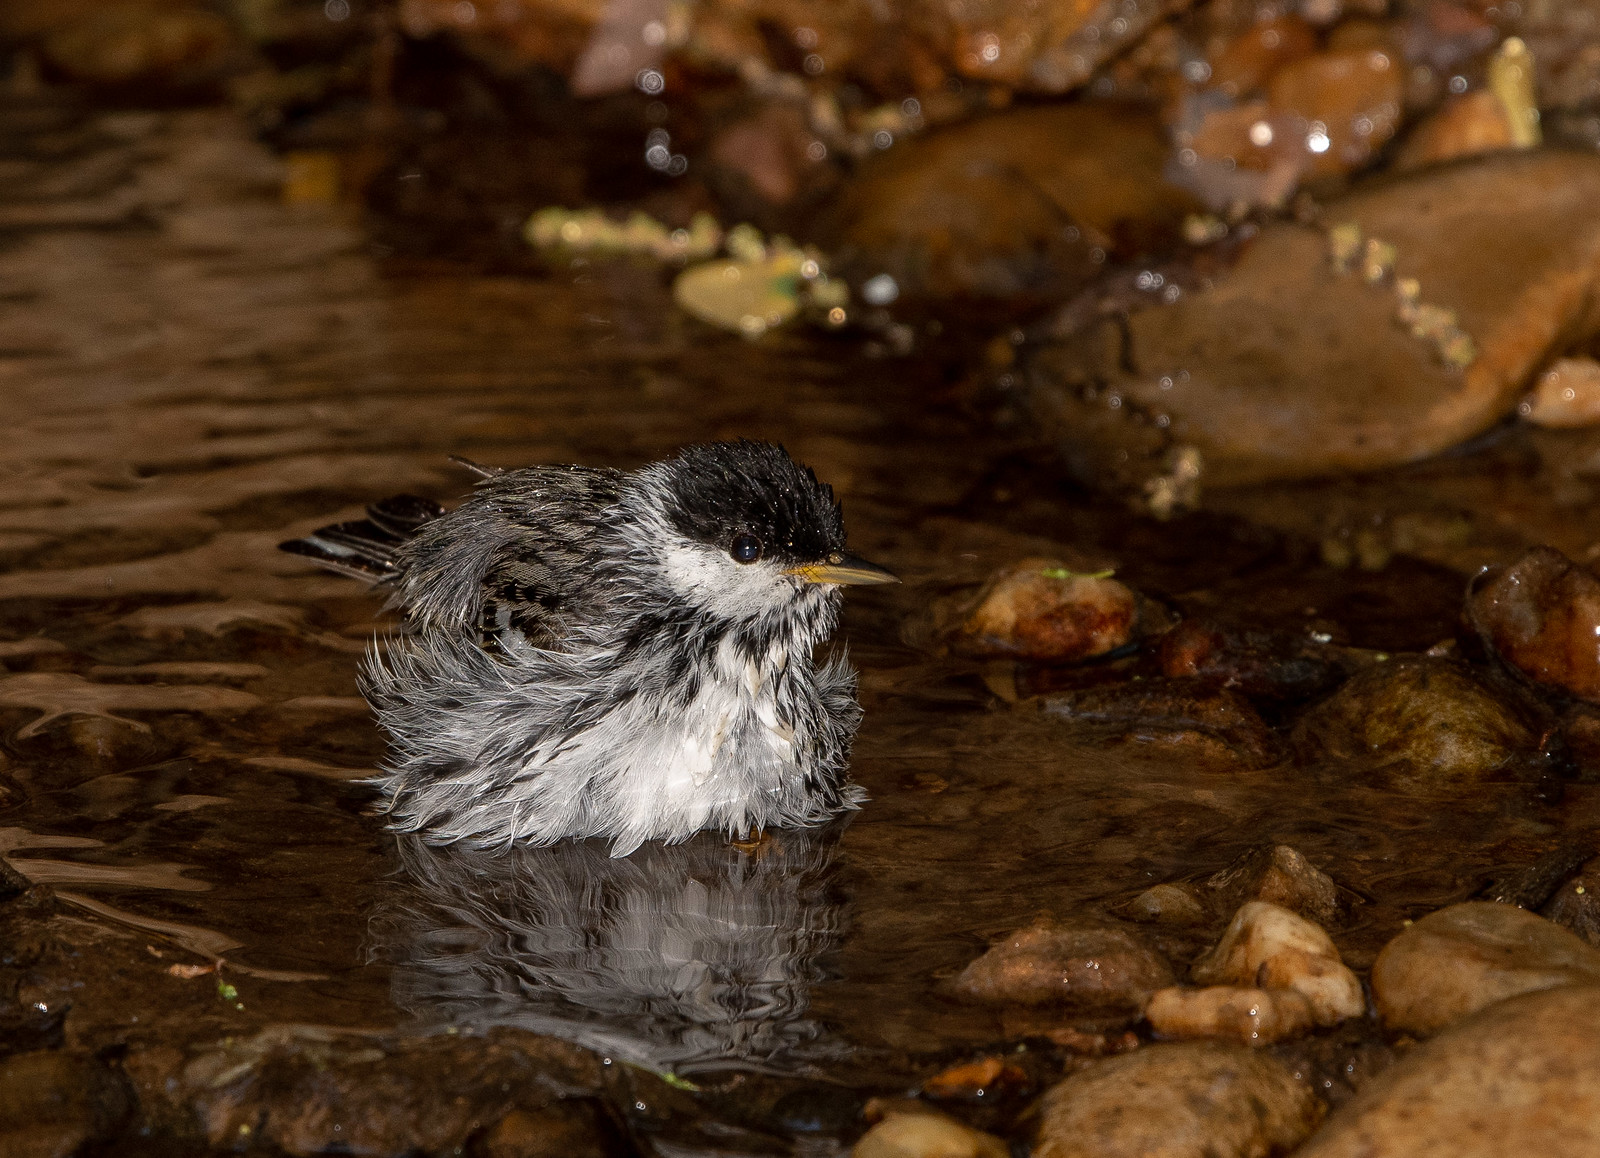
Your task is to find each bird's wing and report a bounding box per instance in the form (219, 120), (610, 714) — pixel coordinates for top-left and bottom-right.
(392, 464), (626, 642)
(278, 494), (446, 583)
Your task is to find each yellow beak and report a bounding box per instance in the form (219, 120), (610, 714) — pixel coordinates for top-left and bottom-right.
(785, 552), (899, 586)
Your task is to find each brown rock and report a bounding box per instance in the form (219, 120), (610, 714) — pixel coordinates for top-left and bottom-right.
(1542, 857), (1600, 948)
(1205, 844), (1344, 926)
(1127, 882), (1210, 927)
(853, 1108), (1008, 1158)
(953, 559), (1162, 663)
(1029, 151), (1600, 486)
(479, 1104), (613, 1158)
(1035, 1041), (1324, 1158)
(1158, 617), (1347, 703)
(1208, 18), (1318, 98)
(1395, 91), (1517, 171)
(825, 104), (1200, 300)
(1370, 901), (1600, 1035)
(1045, 680), (1279, 768)
(1468, 546), (1600, 702)
(0, 1051), (131, 1158)
(1295, 986), (1600, 1158)
(1291, 658), (1539, 791)
(1520, 357), (1600, 428)
(40, 3), (233, 86)
(1263, 49), (1404, 178)
(953, 920), (1175, 1010)
(1190, 901), (1365, 1026)
(1145, 984), (1316, 1046)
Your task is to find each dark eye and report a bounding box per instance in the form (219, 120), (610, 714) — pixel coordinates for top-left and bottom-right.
(730, 533), (763, 564)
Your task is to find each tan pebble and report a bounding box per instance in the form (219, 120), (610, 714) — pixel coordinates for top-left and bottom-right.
(1521, 357), (1600, 428)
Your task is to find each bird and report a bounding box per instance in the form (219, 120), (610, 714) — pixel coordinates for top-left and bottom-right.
(279, 440), (896, 856)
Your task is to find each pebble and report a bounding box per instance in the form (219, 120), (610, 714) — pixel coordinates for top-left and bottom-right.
(1294, 986), (1600, 1157)
(952, 559), (1160, 663)
(1205, 845), (1343, 927)
(1520, 357), (1600, 428)
(1468, 546), (1600, 702)
(1026, 151), (1600, 487)
(1394, 91), (1517, 171)
(1127, 882), (1210, 927)
(1145, 985), (1316, 1047)
(1370, 901), (1600, 1035)
(1291, 658), (1539, 791)
(1190, 902), (1365, 1027)
(952, 919), (1174, 1011)
(852, 1107), (1007, 1158)
(1034, 1041), (1324, 1158)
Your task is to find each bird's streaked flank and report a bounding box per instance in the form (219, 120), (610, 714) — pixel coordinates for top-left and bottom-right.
(279, 440), (895, 856)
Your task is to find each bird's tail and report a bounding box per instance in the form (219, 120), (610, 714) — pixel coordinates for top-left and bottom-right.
(279, 494), (445, 583)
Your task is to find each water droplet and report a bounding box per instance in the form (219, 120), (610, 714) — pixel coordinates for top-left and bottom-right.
(862, 274), (899, 305)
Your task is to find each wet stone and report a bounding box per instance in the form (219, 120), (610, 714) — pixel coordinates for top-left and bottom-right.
(1205, 844), (1344, 927)
(1370, 901), (1600, 1036)
(1044, 681), (1280, 769)
(823, 104), (1199, 301)
(1034, 1041), (1324, 1158)
(1468, 546), (1600, 702)
(1541, 857), (1600, 948)
(1189, 901), (1364, 1027)
(951, 559), (1166, 663)
(0, 1050), (132, 1158)
(1127, 882), (1210, 927)
(1026, 150), (1600, 487)
(1295, 986), (1600, 1158)
(1521, 357), (1600, 428)
(852, 1106), (1007, 1158)
(1291, 658), (1540, 791)
(1145, 984), (1316, 1047)
(1394, 91), (1518, 172)
(952, 919), (1175, 1011)
(1157, 616), (1348, 703)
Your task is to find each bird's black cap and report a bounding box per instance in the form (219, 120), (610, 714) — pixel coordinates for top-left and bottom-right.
(662, 440), (846, 565)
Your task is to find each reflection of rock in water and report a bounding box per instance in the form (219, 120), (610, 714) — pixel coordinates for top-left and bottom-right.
(374, 826), (849, 1075)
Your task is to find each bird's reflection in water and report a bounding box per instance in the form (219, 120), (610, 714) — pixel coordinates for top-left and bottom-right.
(373, 824), (850, 1076)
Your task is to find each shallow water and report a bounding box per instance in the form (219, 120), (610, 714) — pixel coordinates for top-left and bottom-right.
(2, 99), (1597, 1149)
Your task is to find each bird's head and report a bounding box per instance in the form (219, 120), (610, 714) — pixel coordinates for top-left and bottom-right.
(630, 440), (896, 629)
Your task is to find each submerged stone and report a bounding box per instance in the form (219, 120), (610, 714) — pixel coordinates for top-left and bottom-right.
(1542, 856), (1600, 948)
(1205, 844), (1344, 927)
(952, 559), (1165, 663)
(1295, 986), (1600, 1157)
(953, 919), (1174, 1011)
(1158, 617), (1348, 702)
(1034, 1041), (1323, 1158)
(1370, 901), (1600, 1035)
(1291, 658), (1539, 791)
(1045, 681), (1280, 769)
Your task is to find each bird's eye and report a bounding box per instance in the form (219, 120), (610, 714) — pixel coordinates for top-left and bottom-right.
(730, 533), (763, 564)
